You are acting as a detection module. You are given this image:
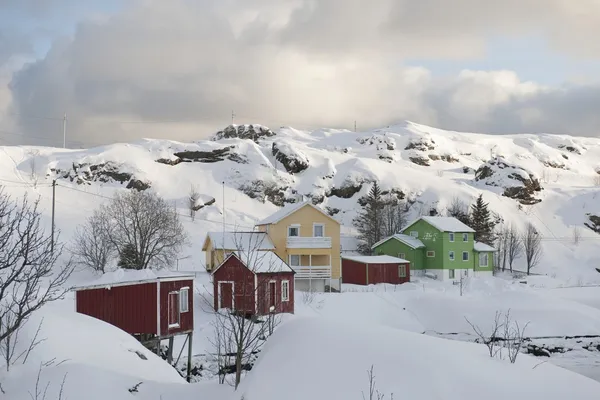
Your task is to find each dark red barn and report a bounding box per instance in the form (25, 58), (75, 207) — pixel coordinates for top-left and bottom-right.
(212, 251), (295, 315)
(342, 255), (410, 285)
(73, 271), (195, 380)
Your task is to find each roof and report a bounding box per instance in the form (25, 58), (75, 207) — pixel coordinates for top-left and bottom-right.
(203, 231), (275, 251)
(342, 255), (409, 264)
(404, 216), (475, 233)
(371, 234), (425, 250)
(474, 241), (497, 252)
(72, 269), (195, 291)
(256, 200), (338, 226)
(212, 250), (295, 275)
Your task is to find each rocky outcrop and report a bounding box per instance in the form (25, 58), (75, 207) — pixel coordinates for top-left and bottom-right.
(409, 156), (430, 166)
(558, 144), (581, 155)
(475, 158), (542, 205)
(272, 141), (309, 174)
(405, 138), (435, 151)
(326, 183), (363, 199)
(238, 180), (293, 207)
(357, 134), (396, 151)
(212, 124), (275, 143)
(585, 214), (600, 234)
(50, 162), (150, 191)
(156, 146), (248, 165)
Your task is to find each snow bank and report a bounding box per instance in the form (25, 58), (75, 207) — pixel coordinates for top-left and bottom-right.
(239, 317), (600, 400)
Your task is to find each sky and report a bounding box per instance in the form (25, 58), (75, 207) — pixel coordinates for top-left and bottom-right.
(1, 0), (600, 147)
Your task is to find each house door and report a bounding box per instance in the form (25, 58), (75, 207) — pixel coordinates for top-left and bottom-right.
(219, 282), (234, 309)
(267, 281), (276, 312)
(168, 292), (180, 327)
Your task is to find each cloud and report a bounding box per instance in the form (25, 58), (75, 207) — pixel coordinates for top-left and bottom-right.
(5, 0), (600, 146)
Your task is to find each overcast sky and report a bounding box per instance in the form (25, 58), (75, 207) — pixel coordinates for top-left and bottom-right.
(1, 0), (600, 147)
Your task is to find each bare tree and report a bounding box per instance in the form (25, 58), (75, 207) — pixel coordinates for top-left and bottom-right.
(81, 190), (187, 270)
(205, 232), (285, 389)
(506, 225), (523, 272)
(1, 318), (44, 371)
(572, 226), (582, 246)
(465, 311), (504, 358)
(381, 194), (409, 237)
(446, 197), (470, 226)
(522, 223), (542, 275)
(494, 225), (508, 272)
(70, 210), (115, 273)
(0, 189), (74, 357)
(502, 309), (529, 363)
(362, 365), (394, 400)
(188, 185), (201, 221)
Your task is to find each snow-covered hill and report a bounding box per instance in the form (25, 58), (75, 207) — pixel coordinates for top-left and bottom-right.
(2, 120), (600, 282)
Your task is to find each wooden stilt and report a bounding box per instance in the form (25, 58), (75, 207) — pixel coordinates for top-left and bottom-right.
(167, 336), (174, 364)
(186, 332), (193, 382)
(156, 338), (161, 356)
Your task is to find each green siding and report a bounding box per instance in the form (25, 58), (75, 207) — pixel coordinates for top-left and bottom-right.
(473, 250), (494, 272)
(441, 231), (475, 271)
(403, 219), (444, 270)
(374, 238), (425, 270)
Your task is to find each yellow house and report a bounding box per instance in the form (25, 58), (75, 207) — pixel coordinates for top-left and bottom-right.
(255, 201), (341, 292)
(201, 231), (275, 271)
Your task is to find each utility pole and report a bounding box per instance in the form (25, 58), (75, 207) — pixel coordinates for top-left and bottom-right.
(222, 181), (225, 249)
(231, 110), (235, 125)
(63, 112), (67, 148)
(51, 179), (56, 253)
(354, 120), (357, 132)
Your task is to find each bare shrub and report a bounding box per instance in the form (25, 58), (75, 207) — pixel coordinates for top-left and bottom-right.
(465, 311), (504, 358)
(27, 150), (40, 189)
(572, 226), (582, 246)
(502, 310), (529, 363)
(188, 185), (201, 221)
(362, 365), (394, 400)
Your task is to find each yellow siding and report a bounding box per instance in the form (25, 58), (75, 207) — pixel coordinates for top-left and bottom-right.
(257, 204), (341, 279)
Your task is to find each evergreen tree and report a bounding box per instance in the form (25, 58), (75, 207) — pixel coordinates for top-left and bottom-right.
(353, 181), (384, 254)
(118, 243), (141, 270)
(470, 194), (495, 245)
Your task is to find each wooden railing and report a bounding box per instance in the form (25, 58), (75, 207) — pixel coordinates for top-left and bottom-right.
(286, 237), (332, 249)
(293, 265), (332, 279)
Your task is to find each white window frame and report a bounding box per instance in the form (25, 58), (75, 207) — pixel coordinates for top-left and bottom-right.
(462, 233), (468, 242)
(218, 281), (235, 310)
(289, 254), (300, 267)
(179, 287), (189, 313)
(449, 232), (455, 242)
(398, 264), (407, 278)
(426, 251), (435, 258)
(398, 253), (405, 259)
(313, 223), (325, 237)
(281, 280), (290, 302)
(410, 231), (419, 238)
(462, 251), (469, 261)
(288, 225), (300, 237)
(449, 251), (455, 261)
(449, 269), (455, 279)
(479, 252), (489, 267)
(168, 290), (181, 328)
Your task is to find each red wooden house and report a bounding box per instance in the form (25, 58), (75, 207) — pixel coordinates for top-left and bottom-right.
(212, 251), (295, 316)
(73, 270), (195, 380)
(341, 255), (410, 285)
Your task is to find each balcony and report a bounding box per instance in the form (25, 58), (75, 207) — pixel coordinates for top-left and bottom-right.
(286, 236), (332, 249)
(292, 265), (332, 279)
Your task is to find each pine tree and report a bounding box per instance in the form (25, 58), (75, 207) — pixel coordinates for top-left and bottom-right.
(118, 243), (141, 270)
(353, 181), (384, 254)
(470, 194), (495, 245)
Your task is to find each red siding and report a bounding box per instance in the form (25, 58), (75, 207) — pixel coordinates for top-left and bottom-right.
(75, 282), (157, 335)
(213, 256), (256, 314)
(342, 259), (411, 285)
(256, 272), (295, 315)
(159, 279), (194, 336)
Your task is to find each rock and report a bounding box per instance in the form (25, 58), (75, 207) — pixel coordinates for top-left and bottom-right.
(308, 194), (325, 205)
(405, 138), (435, 151)
(441, 154), (459, 163)
(428, 154), (440, 161)
(238, 180), (292, 207)
(542, 160), (566, 169)
(326, 183), (363, 199)
(562, 154), (569, 160)
(126, 179), (151, 191)
(155, 158), (182, 166)
(356, 134), (397, 151)
(463, 166), (471, 174)
(558, 145), (581, 155)
(585, 214), (600, 234)
(50, 161), (151, 191)
(409, 156), (430, 166)
(475, 158), (542, 205)
(272, 141), (310, 174)
(212, 124), (275, 143)
(326, 207), (340, 216)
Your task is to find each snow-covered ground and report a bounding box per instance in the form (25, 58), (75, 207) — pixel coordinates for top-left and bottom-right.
(3, 121), (600, 398)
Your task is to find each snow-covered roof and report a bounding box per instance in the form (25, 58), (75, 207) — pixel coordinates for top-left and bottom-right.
(204, 231), (275, 251)
(405, 216), (475, 233)
(212, 250), (294, 274)
(474, 241), (497, 252)
(342, 255), (409, 264)
(256, 200), (335, 225)
(72, 269), (194, 290)
(371, 234), (425, 250)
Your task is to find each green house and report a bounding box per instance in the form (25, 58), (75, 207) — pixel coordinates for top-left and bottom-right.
(371, 216), (496, 281)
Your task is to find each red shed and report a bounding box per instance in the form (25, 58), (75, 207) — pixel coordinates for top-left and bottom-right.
(212, 251), (295, 316)
(72, 270), (195, 380)
(342, 255), (410, 285)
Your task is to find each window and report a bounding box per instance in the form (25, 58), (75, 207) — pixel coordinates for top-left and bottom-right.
(398, 253), (406, 259)
(313, 224), (324, 237)
(288, 226), (299, 237)
(449, 269), (455, 279)
(410, 231), (419, 238)
(462, 251), (469, 261)
(479, 253), (489, 267)
(449, 251), (455, 261)
(426, 251), (435, 257)
(289, 255), (300, 266)
(449, 232), (455, 242)
(281, 280), (290, 302)
(179, 288), (189, 313)
(462, 233), (468, 242)
(168, 292), (180, 328)
(398, 265), (407, 278)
